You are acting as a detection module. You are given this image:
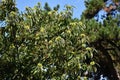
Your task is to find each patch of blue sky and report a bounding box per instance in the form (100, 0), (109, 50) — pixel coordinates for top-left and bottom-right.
(16, 0), (86, 18)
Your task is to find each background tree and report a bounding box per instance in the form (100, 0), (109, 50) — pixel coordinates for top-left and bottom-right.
(82, 0), (120, 79)
(82, 0), (105, 19)
(44, 2), (51, 11)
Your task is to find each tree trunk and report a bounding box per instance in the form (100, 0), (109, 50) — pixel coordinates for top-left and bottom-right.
(92, 40), (119, 80)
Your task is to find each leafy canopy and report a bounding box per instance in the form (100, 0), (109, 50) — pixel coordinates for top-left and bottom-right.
(0, 0), (120, 80)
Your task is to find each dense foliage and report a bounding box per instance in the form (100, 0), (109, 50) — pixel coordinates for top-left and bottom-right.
(82, 0), (120, 79)
(0, 0), (120, 80)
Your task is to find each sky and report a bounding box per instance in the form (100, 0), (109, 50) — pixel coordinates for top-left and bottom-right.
(16, 0), (86, 18)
